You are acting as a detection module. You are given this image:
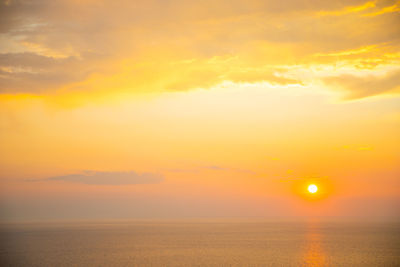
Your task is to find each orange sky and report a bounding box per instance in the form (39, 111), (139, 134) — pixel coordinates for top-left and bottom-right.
(0, 0), (399, 221)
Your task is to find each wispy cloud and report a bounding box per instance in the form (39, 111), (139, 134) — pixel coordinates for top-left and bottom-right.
(204, 165), (225, 170)
(38, 170), (164, 185)
(164, 165), (256, 174)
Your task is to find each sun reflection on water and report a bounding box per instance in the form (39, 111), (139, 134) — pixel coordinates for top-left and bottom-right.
(302, 221), (327, 267)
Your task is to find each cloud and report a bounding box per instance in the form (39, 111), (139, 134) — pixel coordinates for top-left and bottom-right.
(0, 51), (108, 93)
(165, 165), (256, 174)
(202, 165), (256, 174)
(40, 170), (164, 185)
(316, 1), (375, 17)
(324, 69), (400, 99)
(0, 0), (399, 99)
(205, 165), (225, 170)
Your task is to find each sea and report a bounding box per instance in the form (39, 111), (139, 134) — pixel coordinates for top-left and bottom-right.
(0, 219), (399, 266)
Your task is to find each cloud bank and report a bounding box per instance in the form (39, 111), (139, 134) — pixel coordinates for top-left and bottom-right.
(43, 170), (164, 185)
(0, 0), (399, 99)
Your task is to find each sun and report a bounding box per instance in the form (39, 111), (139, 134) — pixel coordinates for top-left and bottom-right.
(308, 184), (318, 194)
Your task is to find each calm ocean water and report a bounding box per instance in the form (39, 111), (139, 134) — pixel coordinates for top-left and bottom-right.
(0, 220), (399, 266)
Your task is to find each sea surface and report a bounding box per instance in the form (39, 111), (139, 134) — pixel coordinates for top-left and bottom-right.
(0, 219), (399, 266)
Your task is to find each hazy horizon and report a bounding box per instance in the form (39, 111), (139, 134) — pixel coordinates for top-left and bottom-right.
(1, 220), (399, 266)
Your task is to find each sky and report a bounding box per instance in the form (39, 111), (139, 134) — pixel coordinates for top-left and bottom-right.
(0, 0), (399, 222)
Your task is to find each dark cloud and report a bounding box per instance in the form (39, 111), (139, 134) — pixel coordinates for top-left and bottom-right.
(0, 52), (105, 93)
(39, 170), (164, 185)
(0, 52), (68, 68)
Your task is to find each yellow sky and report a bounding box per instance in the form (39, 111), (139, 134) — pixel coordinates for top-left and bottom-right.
(0, 0), (399, 221)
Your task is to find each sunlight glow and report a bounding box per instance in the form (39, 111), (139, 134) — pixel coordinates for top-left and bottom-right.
(308, 184), (318, 194)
